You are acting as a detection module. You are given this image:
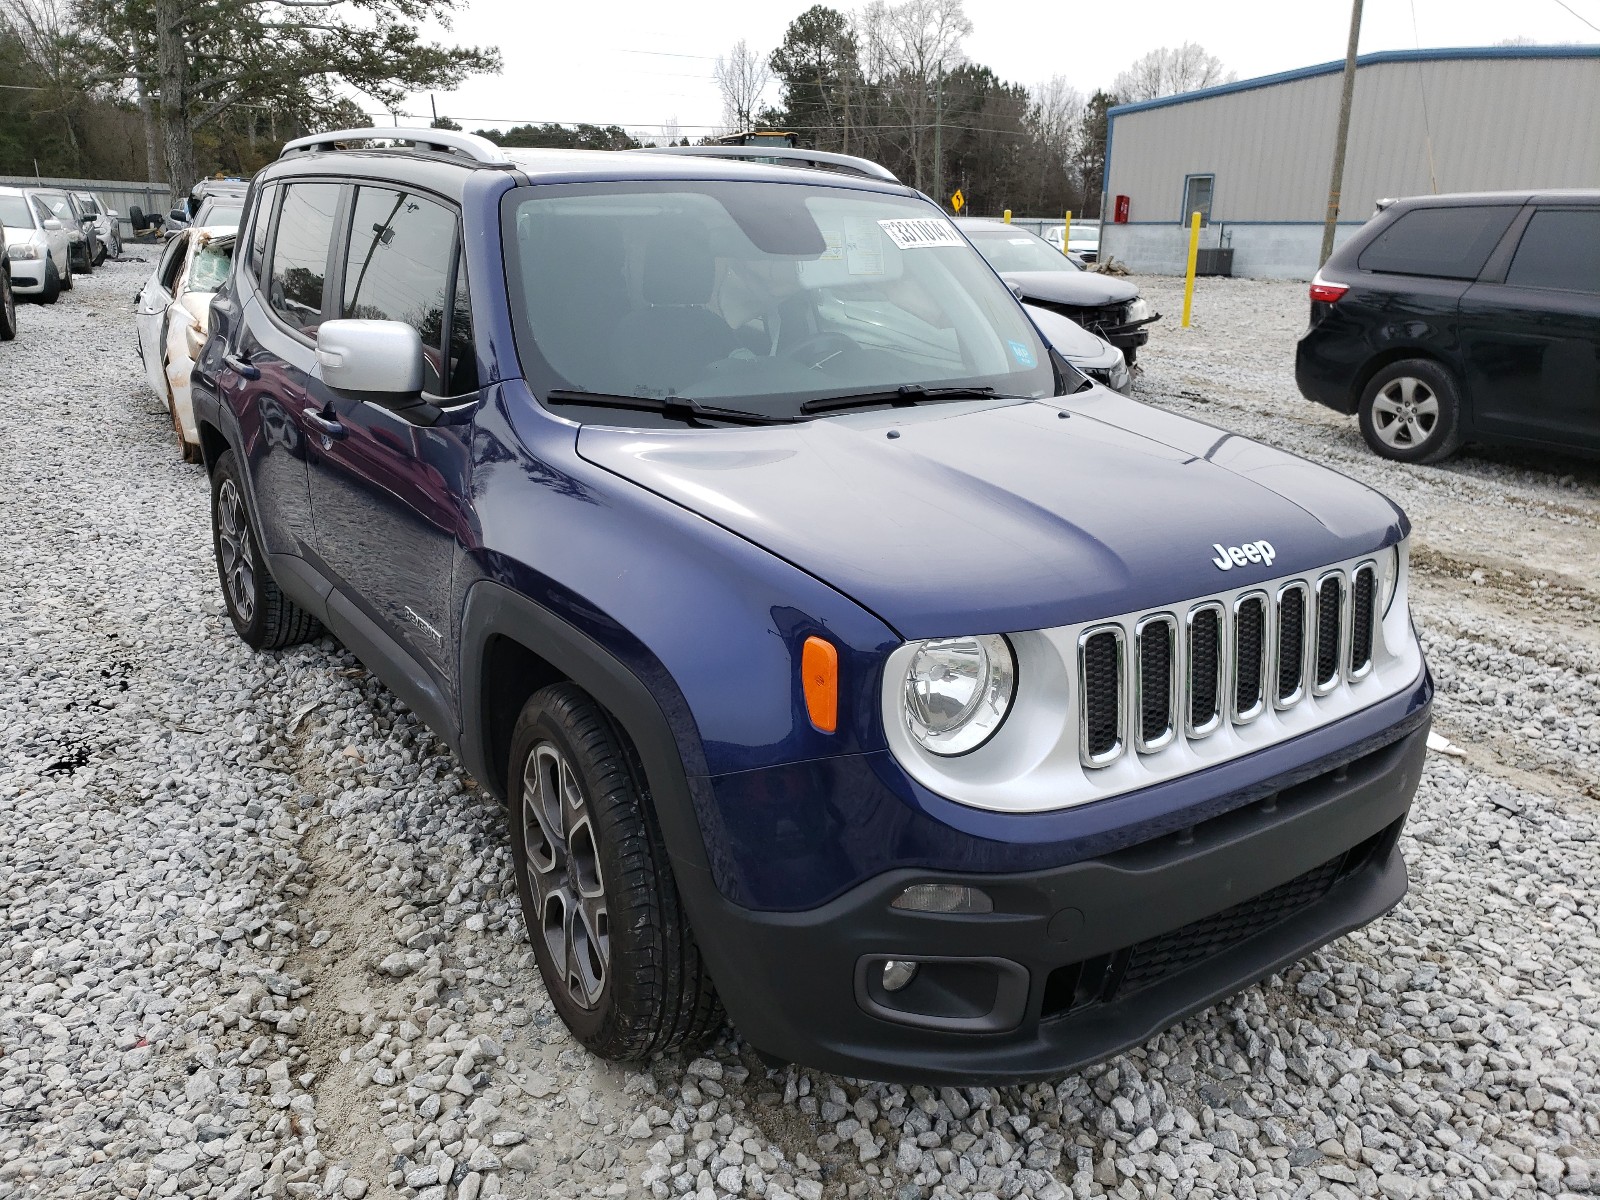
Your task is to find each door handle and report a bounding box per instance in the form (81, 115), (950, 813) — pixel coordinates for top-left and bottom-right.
(223, 351), (259, 381)
(303, 407), (346, 439)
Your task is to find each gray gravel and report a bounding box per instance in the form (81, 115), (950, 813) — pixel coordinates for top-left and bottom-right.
(2, 262), (1598, 1200)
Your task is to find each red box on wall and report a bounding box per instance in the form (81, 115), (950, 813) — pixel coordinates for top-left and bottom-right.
(1114, 195), (1130, 223)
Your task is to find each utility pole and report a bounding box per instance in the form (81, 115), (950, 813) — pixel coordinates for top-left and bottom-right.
(932, 73), (943, 207)
(1319, 0), (1364, 266)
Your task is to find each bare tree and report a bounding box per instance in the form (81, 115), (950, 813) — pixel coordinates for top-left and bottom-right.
(714, 39), (771, 133)
(1030, 75), (1085, 211)
(1112, 42), (1235, 102)
(870, 0), (972, 192)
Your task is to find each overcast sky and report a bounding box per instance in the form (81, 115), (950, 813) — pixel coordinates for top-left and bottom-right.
(393, 0), (1597, 136)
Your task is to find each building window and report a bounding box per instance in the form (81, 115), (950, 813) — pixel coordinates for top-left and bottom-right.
(1181, 175), (1214, 227)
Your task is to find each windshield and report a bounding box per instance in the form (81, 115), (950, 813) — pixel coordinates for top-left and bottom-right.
(503, 181), (1058, 420)
(34, 193), (72, 221)
(187, 239), (232, 292)
(75, 195), (102, 216)
(0, 196), (33, 228)
(967, 229), (1079, 274)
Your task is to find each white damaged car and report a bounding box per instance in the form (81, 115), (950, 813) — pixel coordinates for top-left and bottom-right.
(135, 226), (234, 462)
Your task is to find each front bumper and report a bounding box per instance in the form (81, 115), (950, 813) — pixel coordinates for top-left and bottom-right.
(685, 716), (1428, 1084)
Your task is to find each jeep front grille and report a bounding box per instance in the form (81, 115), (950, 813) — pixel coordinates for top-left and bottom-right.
(1076, 558), (1384, 769)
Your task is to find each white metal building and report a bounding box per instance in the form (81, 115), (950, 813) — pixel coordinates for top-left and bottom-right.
(1098, 46), (1600, 280)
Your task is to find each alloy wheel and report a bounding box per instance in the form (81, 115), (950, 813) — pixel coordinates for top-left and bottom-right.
(1370, 376), (1439, 450)
(522, 742), (610, 1009)
(216, 478), (257, 624)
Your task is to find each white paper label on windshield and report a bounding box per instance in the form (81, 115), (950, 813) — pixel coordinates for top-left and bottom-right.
(845, 219), (885, 275)
(878, 218), (964, 250)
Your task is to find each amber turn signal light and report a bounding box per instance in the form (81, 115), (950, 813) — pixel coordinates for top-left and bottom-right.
(802, 636), (838, 733)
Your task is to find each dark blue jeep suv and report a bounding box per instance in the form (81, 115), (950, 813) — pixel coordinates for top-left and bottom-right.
(191, 128), (1432, 1083)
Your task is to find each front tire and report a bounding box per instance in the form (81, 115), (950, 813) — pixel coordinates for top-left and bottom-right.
(61, 256), (73, 292)
(210, 450), (321, 649)
(510, 683), (722, 1061)
(1358, 359), (1463, 463)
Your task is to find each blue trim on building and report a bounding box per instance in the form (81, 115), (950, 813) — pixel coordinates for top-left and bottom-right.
(1106, 45), (1600, 119)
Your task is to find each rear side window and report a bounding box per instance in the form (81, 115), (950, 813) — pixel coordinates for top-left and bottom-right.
(341, 186), (458, 395)
(246, 183), (276, 278)
(1505, 210), (1600, 294)
(267, 182), (341, 334)
(1356, 205), (1518, 280)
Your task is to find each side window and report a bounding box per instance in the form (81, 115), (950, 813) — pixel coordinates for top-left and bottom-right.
(1181, 174), (1214, 227)
(158, 235), (187, 291)
(1357, 205), (1519, 280)
(446, 253), (479, 395)
(267, 182), (341, 334)
(32, 197), (52, 226)
(341, 186), (458, 395)
(246, 183), (276, 280)
(1505, 210), (1600, 294)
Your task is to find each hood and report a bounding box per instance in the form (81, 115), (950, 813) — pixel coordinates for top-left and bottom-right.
(1022, 303), (1119, 367)
(1003, 269), (1137, 308)
(2, 224), (44, 247)
(577, 396), (1407, 639)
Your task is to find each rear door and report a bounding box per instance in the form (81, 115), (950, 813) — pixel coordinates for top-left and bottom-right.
(1459, 206), (1600, 453)
(303, 182), (480, 694)
(137, 233), (188, 396)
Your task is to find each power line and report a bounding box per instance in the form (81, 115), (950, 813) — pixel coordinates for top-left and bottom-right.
(1550, 0), (1600, 32)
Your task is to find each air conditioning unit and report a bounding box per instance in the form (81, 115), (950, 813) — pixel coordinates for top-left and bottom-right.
(1195, 248), (1234, 277)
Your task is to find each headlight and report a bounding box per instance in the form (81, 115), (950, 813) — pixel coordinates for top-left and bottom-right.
(903, 634), (1015, 755)
(5, 243), (41, 261)
(1379, 541), (1403, 614)
(1125, 297), (1152, 322)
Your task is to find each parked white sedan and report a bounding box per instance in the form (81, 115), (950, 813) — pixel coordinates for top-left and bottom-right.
(1, 186), (73, 302)
(135, 227), (234, 462)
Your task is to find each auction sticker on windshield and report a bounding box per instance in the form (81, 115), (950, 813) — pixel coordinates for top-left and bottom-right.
(879, 218), (964, 250)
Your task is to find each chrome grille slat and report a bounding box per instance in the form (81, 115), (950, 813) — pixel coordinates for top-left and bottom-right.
(1349, 563), (1376, 679)
(1078, 561), (1387, 768)
(1135, 615), (1178, 753)
(1314, 572), (1345, 694)
(1079, 626), (1127, 767)
(1231, 593), (1268, 723)
(1274, 581), (1309, 708)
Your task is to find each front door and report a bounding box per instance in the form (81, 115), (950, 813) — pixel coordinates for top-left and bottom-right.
(303, 184), (480, 695)
(136, 233), (187, 398)
(1460, 206), (1600, 454)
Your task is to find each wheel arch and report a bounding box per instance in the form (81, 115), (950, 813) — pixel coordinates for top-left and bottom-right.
(459, 580), (715, 879)
(1350, 347), (1459, 413)
(197, 418), (230, 473)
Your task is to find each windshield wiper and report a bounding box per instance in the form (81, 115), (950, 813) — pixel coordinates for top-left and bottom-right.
(798, 384), (999, 415)
(544, 390), (801, 426)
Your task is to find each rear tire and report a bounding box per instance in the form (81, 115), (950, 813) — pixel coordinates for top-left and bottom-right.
(210, 450), (321, 649)
(61, 257), (73, 292)
(0, 272), (15, 340)
(1358, 359), (1464, 463)
(510, 683), (723, 1061)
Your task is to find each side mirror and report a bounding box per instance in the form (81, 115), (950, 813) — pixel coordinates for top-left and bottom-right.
(315, 319), (423, 399)
(106, 209), (119, 218)
(170, 209), (187, 222)
(41, 218), (61, 231)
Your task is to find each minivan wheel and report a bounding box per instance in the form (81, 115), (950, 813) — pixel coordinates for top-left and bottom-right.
(509, 683), (722, 1061)
(1358, 359), (1464, 464)
(210, 450), (321, 649)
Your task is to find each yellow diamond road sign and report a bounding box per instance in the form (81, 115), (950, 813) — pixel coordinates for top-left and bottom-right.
(951, 189), (964, 213)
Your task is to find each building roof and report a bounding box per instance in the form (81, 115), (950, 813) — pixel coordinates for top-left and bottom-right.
(1106, 45), (1600, 119)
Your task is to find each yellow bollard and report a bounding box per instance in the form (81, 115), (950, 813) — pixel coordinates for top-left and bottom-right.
(1003, 209), (1011, 224)
(1062, 210), (1072, 255)
(1181, 210), (1202, 328)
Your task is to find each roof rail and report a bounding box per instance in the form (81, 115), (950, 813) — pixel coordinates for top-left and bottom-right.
(279, 127), (511, 165)
(626, 145), (899, 183)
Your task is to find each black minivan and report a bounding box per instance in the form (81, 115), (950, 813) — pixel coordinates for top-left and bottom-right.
(1296, 190), (1600, 463)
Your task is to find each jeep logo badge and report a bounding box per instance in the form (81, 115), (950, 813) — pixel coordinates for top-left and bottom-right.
(1212, 540), (1276, 570)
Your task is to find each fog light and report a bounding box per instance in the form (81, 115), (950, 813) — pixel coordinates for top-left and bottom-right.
(891, 883), (994, 914)
(881, 960), (919, 992)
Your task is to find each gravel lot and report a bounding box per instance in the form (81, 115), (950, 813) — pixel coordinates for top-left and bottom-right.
(3, 257), (1597, 1200)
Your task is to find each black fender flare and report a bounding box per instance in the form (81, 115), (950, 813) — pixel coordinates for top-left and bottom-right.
(457, 580), (714, 881)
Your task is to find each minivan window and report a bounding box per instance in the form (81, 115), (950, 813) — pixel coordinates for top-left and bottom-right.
(267, 182), (341, 334)
(1505, 210), (1600, 294)
(341, 186), (458, 394)
(1357, 205), (1519, 280)
(504, 181), (1057, 419)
